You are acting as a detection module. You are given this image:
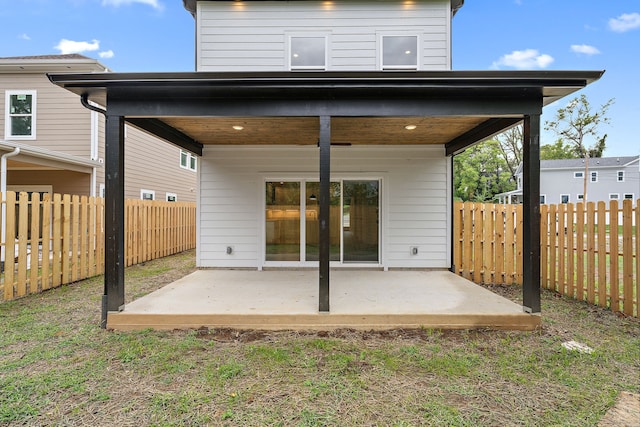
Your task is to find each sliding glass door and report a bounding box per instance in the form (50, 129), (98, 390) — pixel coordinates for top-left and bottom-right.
(265, 179), (379, 264)
(343, 180), (379, 262)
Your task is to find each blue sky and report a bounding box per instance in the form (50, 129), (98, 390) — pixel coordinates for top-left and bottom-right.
(1, 0), (638, 157)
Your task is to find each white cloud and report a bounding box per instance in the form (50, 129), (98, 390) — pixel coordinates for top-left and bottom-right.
(99, 50), (114, 59)
(491, 49), (554, 70)
(55, 39), (100, 54)
(608, 12), (640, 32)
(18, 33), (31, 40)
(570, 44), (601, 55)
(101, 0), (163, 10)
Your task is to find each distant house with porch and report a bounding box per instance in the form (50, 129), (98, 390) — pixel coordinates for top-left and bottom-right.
(496, 155), (639, 205)
(49, 0), (603, 330)
(0, 54), (197, 202)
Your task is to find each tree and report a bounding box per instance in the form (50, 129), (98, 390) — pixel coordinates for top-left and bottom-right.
(454, 140), (515, 202)
(544, 94), (614, 201)
(540, 140), (579, 160)
(494, 125), (523, 181)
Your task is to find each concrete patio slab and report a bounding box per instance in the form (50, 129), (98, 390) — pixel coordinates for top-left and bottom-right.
(107, 269), (540, 331)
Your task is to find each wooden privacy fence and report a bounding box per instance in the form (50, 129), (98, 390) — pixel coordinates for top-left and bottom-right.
(1, 191), (196, 302)
(453, 200), (639, 318)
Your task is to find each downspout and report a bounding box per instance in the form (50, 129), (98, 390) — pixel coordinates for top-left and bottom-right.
(81, 94), (112, 328)
(1, 146), (21, 269)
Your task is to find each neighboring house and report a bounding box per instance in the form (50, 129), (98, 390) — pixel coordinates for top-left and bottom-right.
(497, 156), (639, 205)
(50, 0), (603, 322)
(0, 54), (196, 202)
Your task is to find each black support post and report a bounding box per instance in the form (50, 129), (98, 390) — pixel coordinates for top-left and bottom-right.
(522, 114), (541, 313)
(318, 116), (331, 312)
(102, 114), (126, 328)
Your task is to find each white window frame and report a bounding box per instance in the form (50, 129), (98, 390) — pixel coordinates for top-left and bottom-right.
(540, 194), (546, 204)
(5, 90), (37, 140)
(609, 193), (619, 200)
(617, 170), (624, 182)
(287, 33), (329, 71)
(577, 194), (584, 202)
(623, 193), (634, 200)
(573, 171), (583, 178)
(180, 150), (197, 172)
(140, 189), (155, 201)
(166, 192), (177, 202)
(590, 171), (598, 182)
(379, 34), (419, 70)
(560, 194), (570, 204)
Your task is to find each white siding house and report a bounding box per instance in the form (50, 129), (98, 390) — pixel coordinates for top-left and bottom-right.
(188, 0), (459, 269)
(198, 145), (449, 269)
(193, 0), (456, 72)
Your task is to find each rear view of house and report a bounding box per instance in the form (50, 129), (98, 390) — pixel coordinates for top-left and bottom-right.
(50, 0), (603, 329)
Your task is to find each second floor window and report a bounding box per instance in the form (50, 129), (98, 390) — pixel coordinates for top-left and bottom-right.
(382, 35), (418, 70)
(290, 36), (326, 70)
(590, 171), (598, 182)
(617, 171), (624, 182)
(5, 90), (36, 139)
(180, 150), (197, 171)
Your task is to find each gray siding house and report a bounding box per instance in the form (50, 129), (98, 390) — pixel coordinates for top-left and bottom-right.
(0, 54), (197, 202)
(498, 156), (639, 205)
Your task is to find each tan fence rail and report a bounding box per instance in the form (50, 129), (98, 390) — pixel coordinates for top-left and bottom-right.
(1, 192), (196, 302)
(454, 200), (639, 318)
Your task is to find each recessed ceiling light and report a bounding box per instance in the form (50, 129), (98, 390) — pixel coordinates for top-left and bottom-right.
(233, 125), (244, 130)
(405, 125), (417, 130)
(405, 50), (412, 55)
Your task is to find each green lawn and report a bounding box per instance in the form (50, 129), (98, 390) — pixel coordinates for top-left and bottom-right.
(1, 250), (638, 426)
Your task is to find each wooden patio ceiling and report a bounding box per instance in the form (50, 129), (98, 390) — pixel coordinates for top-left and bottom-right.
(160, 116), (492, 145)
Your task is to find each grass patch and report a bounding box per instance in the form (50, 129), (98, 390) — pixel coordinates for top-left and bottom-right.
(0, 249), (638, 425)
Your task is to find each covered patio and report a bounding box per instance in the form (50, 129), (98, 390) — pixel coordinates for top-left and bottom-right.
(107, 269), (539, 330)
(48, 70), (603, 330)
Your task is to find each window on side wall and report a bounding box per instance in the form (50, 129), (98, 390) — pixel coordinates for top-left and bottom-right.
(289, 36), (327, 70)
(609, 193), (619, 200)
(577, 194), (584, 202)
(561, 194), (569, 204)
(166, 193), (177, 202)
(623, 193), (634, 200)
(540, 194), (546, 204)
(617, 171), (624, 182)
(574, 171), (583, 178)
(381, 35), (418, 70)
(5, 90), (36, 139)
(590, 171), (598, 182)
(180, 150), (197, 172)
(141, 189), (155, 201)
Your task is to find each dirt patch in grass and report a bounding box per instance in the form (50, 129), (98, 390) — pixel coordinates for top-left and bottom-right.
(1, 249), (638, 426)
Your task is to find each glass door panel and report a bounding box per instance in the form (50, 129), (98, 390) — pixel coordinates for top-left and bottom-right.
(305, 182), (341, 261)
(343, 180), (379, 262)
(265, 182), (300, 261)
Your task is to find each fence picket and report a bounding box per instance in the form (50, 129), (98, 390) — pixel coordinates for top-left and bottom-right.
(505, 205), (515, 284)
(565, 203), (575, 299)
(495, 204), (505, 285)
(548, 204), (557, 292)
(4, 192), (16, 300)
(609, 200), (619, 312)
(29, 192), (41, 294)
(597, 201), (607, 307)
(17, 192), (29, 297)
(462, 203), (473, 280)
(586, 202), (596, 305)
(41, 194), (51, 291)
(557, 203), (566, 295)
(575, 202), (585, 301)
(622, 200), (633, 316)
(52, 194), (62, 287)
